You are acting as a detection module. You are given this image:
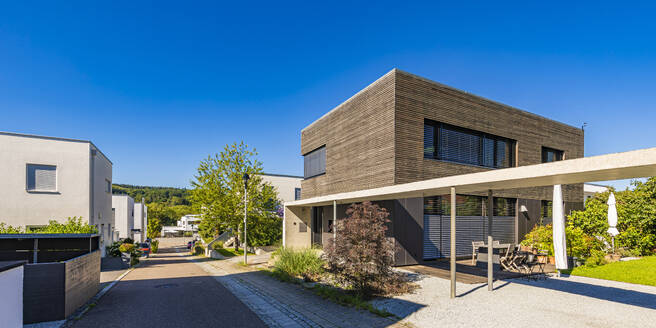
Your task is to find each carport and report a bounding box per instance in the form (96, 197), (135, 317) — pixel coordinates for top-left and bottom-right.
(284, 147), (656, 298)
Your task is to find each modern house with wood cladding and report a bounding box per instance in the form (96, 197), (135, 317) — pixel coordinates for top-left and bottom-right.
(285, 69), (584, 266)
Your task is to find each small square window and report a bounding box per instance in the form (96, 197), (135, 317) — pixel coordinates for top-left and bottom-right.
(26, 164), (57, 192)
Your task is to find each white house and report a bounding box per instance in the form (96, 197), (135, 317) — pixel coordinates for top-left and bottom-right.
(0, 132), (113, 256)
(584, 183), (609, 203)
(112, 195), (134, 241)
(133, 202), (148, 242)
(260, 173), (302, 203)
(178, 214), (201, 231)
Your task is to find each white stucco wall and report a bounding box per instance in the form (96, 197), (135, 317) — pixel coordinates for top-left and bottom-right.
(91, 145), (113, 255)
(112, 195), (134, 240)
(0, 133), (99, 227)
(0, 265), (24, 328)
(260, 174), (302, 203)
(134, 203), (147, 242)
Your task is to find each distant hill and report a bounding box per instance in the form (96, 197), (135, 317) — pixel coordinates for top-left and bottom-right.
(112, 184), (191, 206)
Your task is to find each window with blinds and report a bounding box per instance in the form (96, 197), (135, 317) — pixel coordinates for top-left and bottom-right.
(26, 164), (57, 192)
(304, 146), (326, 179)
(294, 188), (302, 200)
(424, 120), (515, 169)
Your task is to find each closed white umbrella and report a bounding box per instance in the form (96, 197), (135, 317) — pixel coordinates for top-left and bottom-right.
(607, 192), (619, 252)
(552, 185), (568, 270)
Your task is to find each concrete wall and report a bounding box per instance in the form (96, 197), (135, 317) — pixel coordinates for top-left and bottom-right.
(0, 265), (23, 328)
(261, 174), (302, 203)
(283, 206), (311, 248)
(112, 195), (134, 240)
(0, 133), (92, 227)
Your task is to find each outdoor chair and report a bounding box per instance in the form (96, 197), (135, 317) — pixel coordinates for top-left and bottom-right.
(472, 241), (485, 264)
(499, 244), (515, 271)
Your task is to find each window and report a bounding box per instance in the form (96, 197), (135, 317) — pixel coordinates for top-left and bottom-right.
(304, 146), (326, 178)
(424, 194), (516, 216)
(105, 179), (111, 193)
(424, 120), (515, 169)
(294, 188), (301, 200)
(542, 147), (563, 163)
(26, 164), (57, 192)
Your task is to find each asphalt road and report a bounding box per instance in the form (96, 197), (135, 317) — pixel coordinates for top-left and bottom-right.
(72, 243), (267, 328)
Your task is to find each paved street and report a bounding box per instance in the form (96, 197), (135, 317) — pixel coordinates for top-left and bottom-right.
(72, 240), (266, 328)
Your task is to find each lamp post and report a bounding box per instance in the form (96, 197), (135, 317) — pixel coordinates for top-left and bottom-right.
(243, 173), (250, 265)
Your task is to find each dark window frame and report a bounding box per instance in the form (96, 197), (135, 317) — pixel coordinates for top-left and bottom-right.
(424, 120), (516, 169)
(294, 188), (302, 200)
(541, 146), (564, 163)
(303, 145), (326, 179)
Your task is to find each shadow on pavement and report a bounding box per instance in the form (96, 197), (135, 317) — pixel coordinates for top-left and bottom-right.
(510, 277), (656, 310)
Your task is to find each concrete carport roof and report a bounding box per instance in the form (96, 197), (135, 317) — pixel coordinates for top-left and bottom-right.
(284, 146), (656, 299)
(285, 147), (656, 208)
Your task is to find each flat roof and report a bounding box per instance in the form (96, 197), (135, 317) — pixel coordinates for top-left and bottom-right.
(302, 68), (580, 132)
(0, 131), (113, 164)
(261, 172), (303, 179)
(285, 147), (656, 207)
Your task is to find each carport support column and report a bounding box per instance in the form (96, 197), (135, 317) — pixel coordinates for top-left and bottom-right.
(487, 189), (494, 291)
(33, 238), (38, 264)
(333, 200), (337, 243)
(450, 187), (456, 299)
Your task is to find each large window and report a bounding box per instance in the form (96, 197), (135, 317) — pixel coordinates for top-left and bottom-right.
(424, 194), (516, 216)
(542, 147), (563, 163)
(26, 164), (57, 192)
(304, 146), (326, 179)
(424, 120), (515, 169)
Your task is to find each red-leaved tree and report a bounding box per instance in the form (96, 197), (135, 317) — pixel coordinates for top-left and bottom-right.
(324, 201), (408, 296)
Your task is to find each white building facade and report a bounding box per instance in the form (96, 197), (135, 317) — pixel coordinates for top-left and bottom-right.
(260, 173), (302, 203)
(133, 202), (148, 242)
(112, 195), (134, 241)
(584, 183), (609, 203)
(0, 132), (113, 255)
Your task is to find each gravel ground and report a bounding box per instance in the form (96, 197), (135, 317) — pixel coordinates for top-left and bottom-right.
(373, 271), (656, 328)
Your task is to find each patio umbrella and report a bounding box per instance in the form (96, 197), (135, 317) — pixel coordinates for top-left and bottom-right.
(607, 192), (619, 252)
(552, 184), (568, 270)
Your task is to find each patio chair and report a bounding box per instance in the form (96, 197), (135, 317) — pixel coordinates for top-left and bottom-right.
(499, 244), (516, 271)
(472, 241), (485, 265)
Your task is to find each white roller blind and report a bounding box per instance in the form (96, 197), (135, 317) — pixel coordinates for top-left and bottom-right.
(27, 164), (57, 191)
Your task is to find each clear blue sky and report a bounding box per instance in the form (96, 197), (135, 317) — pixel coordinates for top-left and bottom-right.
(1, 1), (654, 189)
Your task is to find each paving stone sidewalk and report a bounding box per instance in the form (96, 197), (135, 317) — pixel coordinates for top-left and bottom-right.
(193, 257), (411, 328)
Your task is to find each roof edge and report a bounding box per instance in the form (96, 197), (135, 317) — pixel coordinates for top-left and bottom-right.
(0, 131), (113, 164)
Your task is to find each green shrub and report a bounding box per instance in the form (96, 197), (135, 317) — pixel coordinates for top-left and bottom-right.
(122, 237), (134, 244)
(151, 240), (159, 254)
(585, 249), (609, 267)
(1, 217), (97, 234)
(273, 247), (324, 281)
(520, 224), (601, 258)
(193, 244), (205, 256)
(130, 256), (140, 266)
(106, 241), (123, 257)
(119, 243), (135, 253)
(212, 241), (224, 250)
(184, 231), (193, 237)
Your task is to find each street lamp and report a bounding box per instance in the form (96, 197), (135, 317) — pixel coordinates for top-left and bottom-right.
(243, 173), (250, 265)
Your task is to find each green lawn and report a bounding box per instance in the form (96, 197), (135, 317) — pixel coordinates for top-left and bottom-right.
(569, 256), (656, 286)
(215, 247), (254, 257)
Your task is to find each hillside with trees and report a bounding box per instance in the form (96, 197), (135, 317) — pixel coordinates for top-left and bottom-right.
(112, 184), (194, 230)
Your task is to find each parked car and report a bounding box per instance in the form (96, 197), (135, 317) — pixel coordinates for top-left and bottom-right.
(139, 243), (151, 258)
